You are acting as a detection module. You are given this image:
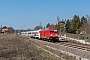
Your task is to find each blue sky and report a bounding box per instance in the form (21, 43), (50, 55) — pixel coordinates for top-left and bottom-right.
(0, 0), (90, 30)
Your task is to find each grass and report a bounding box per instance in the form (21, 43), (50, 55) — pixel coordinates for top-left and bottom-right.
(37, 48), (60, 60)
(0, 34), (46, 60)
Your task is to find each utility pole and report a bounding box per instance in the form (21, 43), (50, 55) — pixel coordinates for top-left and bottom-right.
(57, 16), (61, 37)
(0, 25), (2, 33)
(40, 22), (42, 29)
(64, 20), (66, 33)
(1, 25), (2, 28)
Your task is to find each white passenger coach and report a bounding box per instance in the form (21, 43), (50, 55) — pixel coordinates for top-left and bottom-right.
(21, 29), (41, 39)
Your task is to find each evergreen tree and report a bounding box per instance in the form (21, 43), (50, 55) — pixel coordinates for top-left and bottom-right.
(81, 16), (87, 25)
(65, 19), (70, 33)
(46, 23), (51, 28)
(70, 15), (80, 34)
(80, 16), (88, 34)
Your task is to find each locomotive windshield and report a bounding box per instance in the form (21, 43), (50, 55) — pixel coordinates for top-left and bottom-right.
(50, 30), (57, 33)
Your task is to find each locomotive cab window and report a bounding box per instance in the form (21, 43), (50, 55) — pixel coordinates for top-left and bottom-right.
(50, 30), (57, 33)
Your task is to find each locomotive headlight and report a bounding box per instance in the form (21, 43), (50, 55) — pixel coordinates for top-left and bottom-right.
(50, 34), (53, 36)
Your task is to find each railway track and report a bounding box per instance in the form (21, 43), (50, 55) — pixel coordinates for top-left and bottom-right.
(43, 40), (90, 52)
(57, 42), (90, 51)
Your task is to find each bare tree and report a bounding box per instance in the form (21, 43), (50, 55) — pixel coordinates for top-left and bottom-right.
(8, 27), (14, 34)
(85, 15), (90, 34)
(86, 15), (90, 25)
(34, 25), (42, 30)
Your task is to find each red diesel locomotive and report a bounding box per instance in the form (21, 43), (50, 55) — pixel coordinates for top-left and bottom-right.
(40, 28), (59, 42)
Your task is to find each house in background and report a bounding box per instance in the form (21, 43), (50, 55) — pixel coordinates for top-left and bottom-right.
(1, 26), (9, 34)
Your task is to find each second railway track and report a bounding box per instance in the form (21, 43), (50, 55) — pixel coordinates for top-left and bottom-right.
(57, 42), (90, 51)
(30, 37), (90, 52)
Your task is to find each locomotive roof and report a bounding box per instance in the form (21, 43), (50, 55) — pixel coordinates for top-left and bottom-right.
(21, 29), (42, 33)
(26, 29), (41, 33)
(42, 28), (57, 30)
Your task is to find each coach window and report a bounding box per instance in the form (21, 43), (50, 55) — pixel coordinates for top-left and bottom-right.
(28, 33), (31, 34)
